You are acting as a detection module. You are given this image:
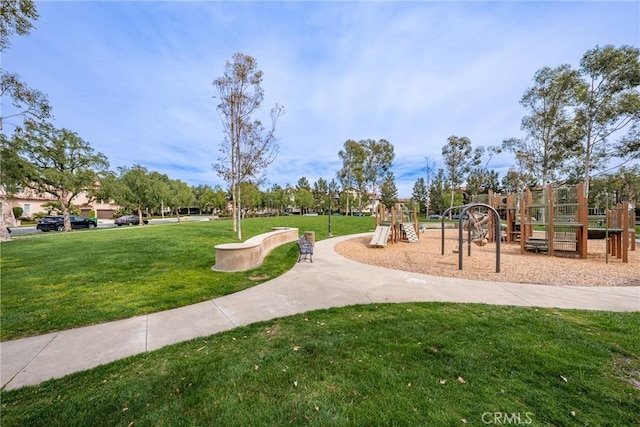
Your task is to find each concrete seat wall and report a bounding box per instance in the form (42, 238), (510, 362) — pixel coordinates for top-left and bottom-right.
(212, 227), (299, 272)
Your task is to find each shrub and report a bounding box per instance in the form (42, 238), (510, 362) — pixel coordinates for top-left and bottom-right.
(12, 206), (23, 219)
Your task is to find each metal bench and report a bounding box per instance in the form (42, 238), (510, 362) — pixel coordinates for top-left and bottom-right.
(297, 236), (314, 263)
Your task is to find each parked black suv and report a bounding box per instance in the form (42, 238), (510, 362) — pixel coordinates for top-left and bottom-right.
(36, 215), (98, 232)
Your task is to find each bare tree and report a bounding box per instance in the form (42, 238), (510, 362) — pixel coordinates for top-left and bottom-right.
(213, 53), (283, 239)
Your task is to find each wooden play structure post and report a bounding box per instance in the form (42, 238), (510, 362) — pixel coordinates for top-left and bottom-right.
(630, 207), (636, 252)
(607, 204), (615, 259)
(375, 203), (385, 227)
(500, 181), (632, 263)
(519, 188), (533, 254)
(519, 192), (525, 254)
(390, 204), (419, 244)
(391, 204), (397, 244)
(622, 203), (629, 263)
(608, 202), (630, 263)
(518, 183), (589, 258)
(548, 185), (554, 257)
(612, 203), (622, 259)
(577, 182), (589, 259)
(506, 193), (517, 244)
(485, 190), (498, 243)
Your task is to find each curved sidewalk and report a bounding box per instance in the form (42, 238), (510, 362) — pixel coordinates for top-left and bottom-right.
(2, 233), (638, 391)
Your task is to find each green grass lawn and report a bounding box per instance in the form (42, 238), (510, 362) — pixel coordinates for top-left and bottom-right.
(1, 303), (638, 426)
(0, 215), (376, 341)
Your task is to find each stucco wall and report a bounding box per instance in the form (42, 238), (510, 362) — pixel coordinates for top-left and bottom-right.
(212, 227), (299, 272)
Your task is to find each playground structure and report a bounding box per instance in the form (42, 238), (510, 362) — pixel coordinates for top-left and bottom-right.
(517, 183), (635, 263)
(433, 182), (635, 269)
(603, 201), (636, 263)
(365, 183), (634, 268)
(518, 182), (589, 257)
(370, 203), (419, 247)
(470, 182), (636, 263)
(441, 203), (502, 273)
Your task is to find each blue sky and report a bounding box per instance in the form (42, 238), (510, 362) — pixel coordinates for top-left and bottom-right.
(3, 1), (638, 197)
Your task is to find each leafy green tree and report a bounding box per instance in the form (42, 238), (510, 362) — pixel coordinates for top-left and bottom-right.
(0, 132), (24, 204)
(465, 168), (484, 196)
(340, 191), (358, 215)
(192, 184), (211, 214)
(193, 184), (229, 216)
(112, 165), (164, 224)
(614, 122), (639, 163)
(0, 0), (38, 51)
(412, 177), (428, 216)
(207, 185), (230, 215)
(464, 145), (502, 196)
(442, 136), (473, 209)
(39, 200), (80, 215)
(213, 52), (284, 239)
(338, 139), (367, 214)
(167, 179), (194, 220)
(1, 0), (50, 131)
(269, 184), (288, 215)
(0, 0), (48, 240)
(327, 179), (340, 214)
(295, 188), (313, 215)
(589, 165), (640, 207)
(500, 137), (540, 194)
(9, 122), (109, 231)
(263, 184), (278, 215)
(238, 182), (262, 217)
(363, 139), (395, 200)
(380, 172), (398, 207)
(296, 177), (310, 190)
(501, 169), (537, 195)
(1, 72), (51, 131)
(505, 65), (582, 186)
(428, 169), (447, 215)
(573, 45), (640, 196)
(423, 156), (436, 216)
(467, 168), (501, 195)
(11, 205), (22, 219)
(312, 178), (328, 213)
(149, 172), (173, 216)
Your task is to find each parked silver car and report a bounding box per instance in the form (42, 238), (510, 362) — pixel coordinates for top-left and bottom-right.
(114, 215), (149, 226)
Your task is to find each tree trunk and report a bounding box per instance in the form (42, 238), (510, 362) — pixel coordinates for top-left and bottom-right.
(583, 137), (591, 199)
(62, 197), (71, 231)
(137, 207), (145, 225)
(232, 181), (237, 232)
(0, 202), (11, 242)
(236, 185), (242, 240)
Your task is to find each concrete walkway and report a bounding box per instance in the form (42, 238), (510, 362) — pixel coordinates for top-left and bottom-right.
(2, 233), (638, 391)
